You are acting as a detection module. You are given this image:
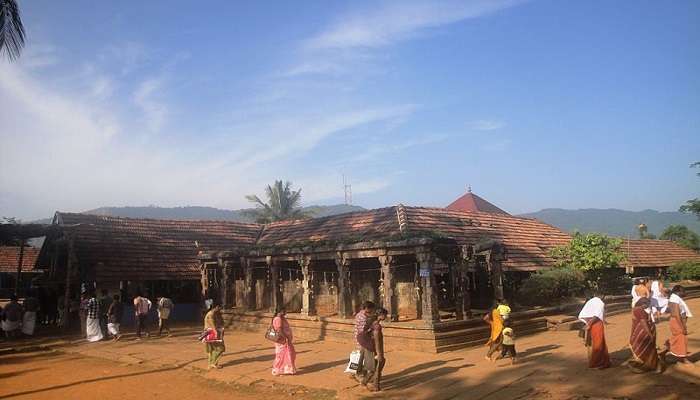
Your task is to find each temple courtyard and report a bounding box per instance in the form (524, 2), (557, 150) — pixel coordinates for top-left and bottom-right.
(1, 299), (698, 400)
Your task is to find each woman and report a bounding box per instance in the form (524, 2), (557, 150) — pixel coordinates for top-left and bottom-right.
(629, 297), (665, 373)
(203, 303), (225, 369)
(483, 304), (504, 361)
(271, 308), (297, 375)
(578, 295), (611, 369)
(667, 285), (693, 366)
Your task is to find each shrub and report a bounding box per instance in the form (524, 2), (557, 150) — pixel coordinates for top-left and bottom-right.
(668, 261), (700, 281)
(517, 267), (588, 306)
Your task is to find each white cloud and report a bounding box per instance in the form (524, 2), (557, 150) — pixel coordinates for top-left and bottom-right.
(133, 78), (167, 133)
(469, 119), (506, 131)
(20, 44), (59, 69)
(305, 0), (524, 50)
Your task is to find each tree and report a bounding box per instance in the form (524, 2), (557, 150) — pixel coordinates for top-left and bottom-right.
(0, 0), (26, 61)
(245, 180), (311, 223)
(659, 225), (700, 251)
(550, 232), (627, 292)
(680, 162), (700, 219)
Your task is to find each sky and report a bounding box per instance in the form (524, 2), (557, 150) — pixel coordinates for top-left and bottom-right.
(1, 0), (699, 221)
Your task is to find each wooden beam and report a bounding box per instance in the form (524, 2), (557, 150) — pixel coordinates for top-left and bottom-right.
(379, 255), (397, 322)
(335, 252), (352, 318)
(299, 256), (315, 316)
(416, 250), (440, 324)
(14, 239), (25, 296)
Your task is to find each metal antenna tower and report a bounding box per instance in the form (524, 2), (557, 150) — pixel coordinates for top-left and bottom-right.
(343, 175), (353, 205)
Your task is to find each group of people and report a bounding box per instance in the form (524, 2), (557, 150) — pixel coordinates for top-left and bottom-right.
(483, 299), (517, 364)
(578, 279), (693, 372)
(0, 293), (39, 338)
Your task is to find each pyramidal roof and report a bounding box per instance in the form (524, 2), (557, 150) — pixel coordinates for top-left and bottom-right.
(445, 189), (510, 215)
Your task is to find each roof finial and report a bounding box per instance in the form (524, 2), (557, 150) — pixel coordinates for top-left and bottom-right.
(467, 185), (472, 193)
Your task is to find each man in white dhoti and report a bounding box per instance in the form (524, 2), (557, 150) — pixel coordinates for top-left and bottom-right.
(21, 291), (40, 336)
(2, 295), (22, 339)
(85, 292), (104, 342)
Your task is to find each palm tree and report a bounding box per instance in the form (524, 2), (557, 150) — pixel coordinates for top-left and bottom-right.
(245, 180), (312, 223)
(1, 0), (26, 61)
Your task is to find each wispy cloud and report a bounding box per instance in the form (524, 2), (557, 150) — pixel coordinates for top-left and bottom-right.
(133, 78), (167, 133)
(469, 119), (506, 131)
(305, 0), (524, 50)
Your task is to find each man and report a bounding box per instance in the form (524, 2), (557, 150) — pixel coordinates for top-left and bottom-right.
(85, 291), (104, 342)
(157, 295), (174, 337)
(133, 292), (151, 339)
(98, 289), (112, 337)
(353, 301), (376, 380)
(2, 295), (22, 339)
(22, 290), (40, 336)
(667, 285), (693, 366)
(107, 294), (123, 341)
(362, 308), (387, 392)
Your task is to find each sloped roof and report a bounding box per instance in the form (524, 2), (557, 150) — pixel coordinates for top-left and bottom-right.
(257, 207), (401, 248)
(445, 191), (509, 215)
(52, 213), (261, 281)
(403, 207), (571, 271)
(621, 239), (700, 268)
(0, 246), (40, 273)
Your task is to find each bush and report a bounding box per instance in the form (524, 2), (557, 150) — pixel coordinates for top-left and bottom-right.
(517, 267), (588, 306)
(668, 261), (700, 281)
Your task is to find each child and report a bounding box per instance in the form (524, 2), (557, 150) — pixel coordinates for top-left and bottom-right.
(499, 319), (517, 364)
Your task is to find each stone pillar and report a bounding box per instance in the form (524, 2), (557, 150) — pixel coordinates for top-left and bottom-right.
(416, 251), (440, 323)
(378, 255), (397, 322)
(241, 257), (254, 311)
(489, 255), (504, 301)
(335, 252), (352, 318)
(453, 261), (471, 320)
(218, 257), (230, 308)
(267, 256), (282, 313)
(299, 257), (315, 316)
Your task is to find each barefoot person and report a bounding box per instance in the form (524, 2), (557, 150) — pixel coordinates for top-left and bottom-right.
(271, 308), (297, 376)
(362, 308), (387, 392)
(203, 303), (225, 369)
(498, 319), (517, 365)
(107, 294), (123, 341)
(629, 297), (665, 373)
(631, 278), (650, 308)
(85, 291), (104, 342)
(483, 302), (504, 361)
(157, 295), (174, 337)
(133, 293), (151, 339)
(666, 285), (693, 366)
(353, 301), (376, 380)
(578, 295), (611, 369)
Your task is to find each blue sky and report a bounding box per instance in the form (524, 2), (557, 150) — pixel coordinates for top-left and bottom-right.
(1, 0), (699, 221)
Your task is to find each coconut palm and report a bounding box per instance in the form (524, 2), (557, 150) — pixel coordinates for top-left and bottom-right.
(1, 0), (25, 61)
(245, 180), (311, 223)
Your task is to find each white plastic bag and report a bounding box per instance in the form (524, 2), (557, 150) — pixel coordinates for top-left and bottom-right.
(344, 350), (361, 373)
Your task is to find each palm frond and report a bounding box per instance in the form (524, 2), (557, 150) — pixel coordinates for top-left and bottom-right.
(0, 0), (26, 61)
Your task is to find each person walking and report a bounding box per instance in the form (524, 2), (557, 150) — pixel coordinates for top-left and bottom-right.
(107, 294), (123, 341)
(271, 307), (297, 375)
(666, 285), (693, 367)
(21, 290), (40, 336)
(133, 293), (151, 340)
(203, 303), (225, 369)
(484, 302), (504, 361)
(498, 319), (517, 365)
(98, 289), (111, 337)
(628, 297), (666, 373)
(578, 295), (611, 369)
(353, 301), (376, 380)
(85, 291), (104, 342)
(157, 295), (174, 337)
(79, 292), (89, 337)
(361, 308), (387, 392)
(1, 295), (22, 339)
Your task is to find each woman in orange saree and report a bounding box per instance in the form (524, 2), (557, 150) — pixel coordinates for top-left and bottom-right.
(578, 296), (611, 369)
(483, 306), (504, 361)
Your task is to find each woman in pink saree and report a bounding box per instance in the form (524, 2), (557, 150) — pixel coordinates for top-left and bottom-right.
(272, 308), (297, 376)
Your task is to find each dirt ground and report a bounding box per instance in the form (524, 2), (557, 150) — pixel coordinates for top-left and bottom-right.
(1, 298), (699, 400)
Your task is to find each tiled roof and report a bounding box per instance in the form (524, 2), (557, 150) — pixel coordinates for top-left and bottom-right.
(403, 207), (571, 271)
(445, 191), (509, 215)
(53, 213), (261, 281)
(0, 246), (40, 273)
(621, 239), (700, 268)
(257, 207), (401, 248)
